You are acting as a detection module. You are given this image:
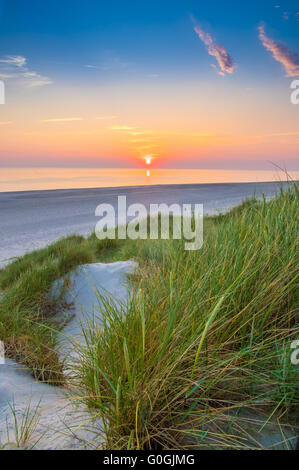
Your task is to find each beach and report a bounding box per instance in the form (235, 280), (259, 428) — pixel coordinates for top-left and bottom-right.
(0, 180), (294, 268)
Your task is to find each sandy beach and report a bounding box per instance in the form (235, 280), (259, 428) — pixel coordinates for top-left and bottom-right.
(0, 180), (294, 268)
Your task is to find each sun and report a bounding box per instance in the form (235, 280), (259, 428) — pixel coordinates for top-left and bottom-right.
(145, 155), (152, 165)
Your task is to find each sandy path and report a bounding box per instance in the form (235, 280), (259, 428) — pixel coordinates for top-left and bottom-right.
(0, 261), (136, 449)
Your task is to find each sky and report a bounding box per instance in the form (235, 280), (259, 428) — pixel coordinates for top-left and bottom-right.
(0, 0), (298, 170)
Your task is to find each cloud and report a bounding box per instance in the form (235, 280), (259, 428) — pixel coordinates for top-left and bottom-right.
(23, 71), (53, 87)
(258, 25), (299, 77)
(0, 121), (12, 125)
(0, 55), (27, 67)
(106, 125), (136, 131)
(136, 144), (156, 151)
(210, 63), (224, 76)
(0, 73), (15, 79)
(129, 138), (151, 143)
(0, 55), (52, 87)
(41, 118), (83, 123)
(84, 56), (129, 72)
(193, 24), (236, 75)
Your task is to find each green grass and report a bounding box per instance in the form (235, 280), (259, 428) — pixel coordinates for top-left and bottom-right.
(0, 185), (298, 449)
(0, 234), (117, 383)
(0, 399), (42, 449)
(71, 186), (299, 449)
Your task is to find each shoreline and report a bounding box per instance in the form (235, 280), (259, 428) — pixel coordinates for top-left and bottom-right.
(1, 166), (299, 194)
(0, 180), (295, 268)
(1, 178), (298, 196)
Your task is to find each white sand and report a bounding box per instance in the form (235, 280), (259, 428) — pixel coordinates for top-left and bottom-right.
(55, 261), (136, 361)
(0, 181), (292, 268)
(0, 261), (136, 449)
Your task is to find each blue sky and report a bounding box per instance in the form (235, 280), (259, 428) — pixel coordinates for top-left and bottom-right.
(1, 0), (298, 83)
(0, 0), (298, 169)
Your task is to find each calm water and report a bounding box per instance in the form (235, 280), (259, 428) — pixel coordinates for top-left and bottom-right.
(1, 168), (298, 192)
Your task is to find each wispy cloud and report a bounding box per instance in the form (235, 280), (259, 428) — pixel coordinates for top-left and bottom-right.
(0, 55), (52, 87)
(136, 144), (156, 151)
(0, 73), (15, 79)
(41, 118), (83, 123)
(129, 138), (152, 143)
(106, 125), (136, 131)
(0, 121), (12, 126)
(258, 25), (299, 77)
(84, 56), (129, 72)
(193, 23), (236, 75)
(23, 71), (52, 87)
(0, 55), (27, 67)
(274, 4), (299, 22)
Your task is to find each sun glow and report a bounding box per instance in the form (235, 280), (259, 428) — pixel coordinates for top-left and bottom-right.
(145, 155), (152, 165)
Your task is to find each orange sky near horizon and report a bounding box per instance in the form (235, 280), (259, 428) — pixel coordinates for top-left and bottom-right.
(0, 79), (298, 169)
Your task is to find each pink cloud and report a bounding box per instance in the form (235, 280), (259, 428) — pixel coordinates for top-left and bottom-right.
(258, 25), (299, 77)
(193, 25), (236, 75)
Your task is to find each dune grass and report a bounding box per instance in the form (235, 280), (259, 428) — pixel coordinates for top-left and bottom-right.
(71, 185), (299, 449)
(0, 398), (42, 450)
(0, 185), (298, 449)
(0, 234), (119, 383)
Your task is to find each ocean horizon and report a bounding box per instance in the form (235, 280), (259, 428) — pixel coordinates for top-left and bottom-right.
(1, 167), (299, 193)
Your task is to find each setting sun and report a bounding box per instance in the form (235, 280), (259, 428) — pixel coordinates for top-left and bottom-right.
(145, 156), (152, 165)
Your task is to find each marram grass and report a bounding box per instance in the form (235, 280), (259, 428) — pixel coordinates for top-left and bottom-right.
(70, 185), (299, 449)
(0, 185), (298, 449)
